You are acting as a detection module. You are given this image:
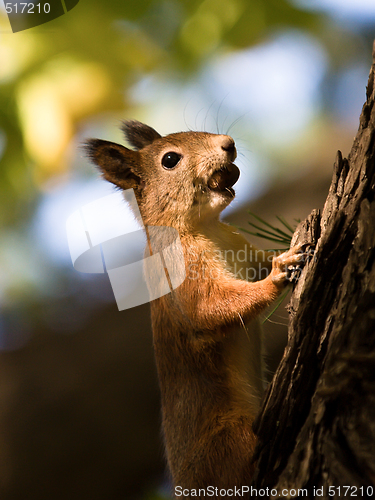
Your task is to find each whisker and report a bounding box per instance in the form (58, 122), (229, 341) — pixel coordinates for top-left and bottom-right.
(203, 100), (217, 132)
(216, 94), (229, 134)
(195, 107), (205, 132)
(226, 112), (249, 136)
(183, 98), (194, 131)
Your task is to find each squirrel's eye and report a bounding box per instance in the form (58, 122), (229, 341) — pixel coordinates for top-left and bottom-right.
(162, 152), (181, 170)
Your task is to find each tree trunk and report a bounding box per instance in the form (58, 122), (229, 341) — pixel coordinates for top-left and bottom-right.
(251, 42), (375, 497)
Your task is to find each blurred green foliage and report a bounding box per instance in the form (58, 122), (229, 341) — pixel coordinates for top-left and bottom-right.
(0, 0), (320, 228)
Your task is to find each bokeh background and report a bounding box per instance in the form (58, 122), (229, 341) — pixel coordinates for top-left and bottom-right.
(0, 0), (374, 498)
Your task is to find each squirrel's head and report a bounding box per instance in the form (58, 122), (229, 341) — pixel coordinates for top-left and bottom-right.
(85, 120), (239, 229)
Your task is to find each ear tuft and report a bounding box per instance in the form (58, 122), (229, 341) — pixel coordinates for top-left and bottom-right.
(121, 120), (162, 150)
(84, 139), (141, 190)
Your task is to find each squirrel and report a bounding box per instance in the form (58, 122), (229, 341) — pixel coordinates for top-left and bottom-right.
(86, 121), (308, 498)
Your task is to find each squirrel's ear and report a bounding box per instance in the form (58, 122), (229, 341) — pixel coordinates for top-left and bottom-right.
(121, 120), (162, 150)
(85, 139), (142, 190)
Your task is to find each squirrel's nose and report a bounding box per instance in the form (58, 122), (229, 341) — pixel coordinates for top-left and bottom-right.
(221, 136), (237, 161)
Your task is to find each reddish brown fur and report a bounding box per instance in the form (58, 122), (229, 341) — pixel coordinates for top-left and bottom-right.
(86, 121), (306, 498)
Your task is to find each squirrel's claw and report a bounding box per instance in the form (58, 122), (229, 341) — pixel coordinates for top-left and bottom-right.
(286, 243), (315, 283)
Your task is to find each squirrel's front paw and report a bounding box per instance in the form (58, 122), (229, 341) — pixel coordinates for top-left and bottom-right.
(271, 243), (313, 288)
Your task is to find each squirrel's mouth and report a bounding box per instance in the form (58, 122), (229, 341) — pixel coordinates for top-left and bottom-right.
(207, 163), (240, 196)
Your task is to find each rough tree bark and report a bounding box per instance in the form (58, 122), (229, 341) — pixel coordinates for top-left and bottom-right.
(251, 43), (375, 496)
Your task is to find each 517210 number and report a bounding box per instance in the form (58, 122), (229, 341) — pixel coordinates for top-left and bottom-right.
(4, 3), (51, 14)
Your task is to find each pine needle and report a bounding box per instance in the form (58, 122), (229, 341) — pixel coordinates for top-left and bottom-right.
(275, 215), (295, 234)
(262, 287), (290, 324)
(237, 212), (296, 250)
(235, 213), (298, 322)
